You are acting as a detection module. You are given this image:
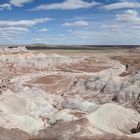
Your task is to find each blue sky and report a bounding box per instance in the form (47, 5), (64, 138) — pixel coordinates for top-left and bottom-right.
(0, 0), (140, 45)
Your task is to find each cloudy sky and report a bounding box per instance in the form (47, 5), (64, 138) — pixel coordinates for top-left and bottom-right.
(0, 0), (140, 45)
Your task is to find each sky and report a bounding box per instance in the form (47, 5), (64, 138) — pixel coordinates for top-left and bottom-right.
(0, 0), (140, 45)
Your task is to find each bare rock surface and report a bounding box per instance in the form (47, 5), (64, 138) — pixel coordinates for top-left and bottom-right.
(0, 127), (31, 140)
(0, 47), (140, 139)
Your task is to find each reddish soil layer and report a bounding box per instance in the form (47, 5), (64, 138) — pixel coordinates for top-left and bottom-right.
(111, 54), (140, 77)
(32, 75), (73, 92)
(58, 58), (110, 73)
(0, 127), (30, 140)
(33, 75), (65, 84)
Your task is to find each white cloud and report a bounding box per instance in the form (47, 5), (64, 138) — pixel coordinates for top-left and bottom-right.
(67, 29), (73, 32)
(0, 3), (12, 10)
(103, 2), (140, 10)
(0, 0), (33, 11)
(0, 27), (28, 32)
(57, 34), (66, 37)
(0, 17), (50, 44)
(63, 20), (89, 27)
(9, 0), (33, 7)
(132, 26), (140, 29)
(38, 28), (48, 32)
(79, 36), (89, 39)
(116, 10), (140, 24)
(0, 27), (28, 43)
(71, 30), (96, 40)
(101, 24), (121, 32)
(31, 0), (99, 11)
(34, 38), (43, 41)
(0, 18), (50, 28)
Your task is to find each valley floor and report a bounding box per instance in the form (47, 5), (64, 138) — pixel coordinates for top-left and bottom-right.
(0, 47), (140, 140)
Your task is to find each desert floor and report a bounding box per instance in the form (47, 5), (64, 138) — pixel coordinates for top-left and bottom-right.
(0, 47), (140, 140)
